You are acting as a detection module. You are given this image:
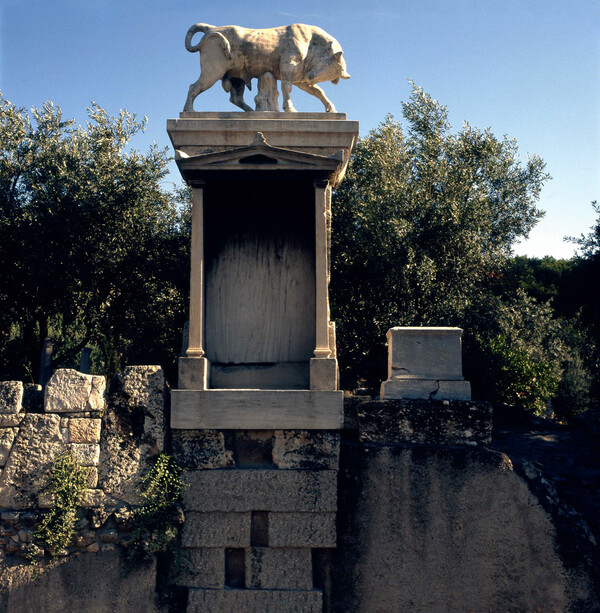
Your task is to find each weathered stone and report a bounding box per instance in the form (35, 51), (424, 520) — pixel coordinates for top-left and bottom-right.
(0, 414), (65, 508)
(70, 443), (100, 466)
(78, 489), (105, 508)
(44, 369), (105, 413)
(269, 512), (337, 547)
(187, 588), (322, 613)
(181, 512), (250, 548)
(171, 548), (225, 588)
(331, 444), (571, 613)
(380, 327), (471, 401)
(172, 430), (234, 470)
(113, 506), (133, 530)
(356, 399), (493, 446)
(183, 470), (337, 512)
(0, 382), (23, 414)
(272, 430), (340, 470)
(246, 547), (313, 590)
(86, 542), (99, 553)
(67, 418), (102, 443)
(100, 366), (166, 504)
(101, 543), (116, 552)
(0, 415), (24, 428)
(81, 466), (98, 488)
(310, 357), (338, 391)
(0, 428), (17, 467)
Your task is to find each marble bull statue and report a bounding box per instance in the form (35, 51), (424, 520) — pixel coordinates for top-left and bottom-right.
(183, 23), (350, 113)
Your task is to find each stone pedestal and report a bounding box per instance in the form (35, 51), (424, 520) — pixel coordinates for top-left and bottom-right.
(380, 327), (471, 401)
(167, 112), (358, 428)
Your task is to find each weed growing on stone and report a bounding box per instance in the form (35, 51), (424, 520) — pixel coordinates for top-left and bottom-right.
(29, 450), (85, 560)
(129, 453), (185, 561)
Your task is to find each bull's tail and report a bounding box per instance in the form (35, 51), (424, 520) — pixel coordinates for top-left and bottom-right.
(185, 23), (216, 53)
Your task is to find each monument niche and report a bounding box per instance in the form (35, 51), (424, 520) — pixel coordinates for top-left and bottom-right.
(169, 24), (358, 430)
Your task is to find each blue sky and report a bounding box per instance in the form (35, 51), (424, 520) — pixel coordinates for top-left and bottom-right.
(1, 0), (598, 258)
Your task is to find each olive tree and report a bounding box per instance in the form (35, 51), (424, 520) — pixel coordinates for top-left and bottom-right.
(331, 84), (549, 389)
(0, 94), (190, 381)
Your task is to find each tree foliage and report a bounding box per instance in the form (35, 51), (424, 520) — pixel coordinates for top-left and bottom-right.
(0, 94), (190, 381)
(331, 84), (549, 389)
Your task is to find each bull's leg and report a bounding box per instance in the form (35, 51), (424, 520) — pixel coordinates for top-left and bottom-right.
(228, 77), (253, 112)
(281, 80), (297, 112)
(295, 83), (337, 113)
(184, 72), (222, 111)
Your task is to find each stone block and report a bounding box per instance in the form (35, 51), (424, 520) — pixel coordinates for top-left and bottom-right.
(246, 547), (313, 590)
(0, 381), (23, 414)
(386, 327), (465, 380)
(44, 369), (105, 413)
(269, 512), (337, 547)
(171, 548), (225, 588)
(178, 356), (209, 390)
(171, 389), (343, 430)
(380, 379), (472, 401)
(187, 588), (322, 613)
(183, 469), (337, 513)
(310, 357), (338, 391)
(70, 443), (100, 466)
(78, 488), (106, 508)
(0, 428), (17, 467)
(0, 414), (65, 509)
(172, 430), (234, 470)
(182, 512), (250, 548)
(0, 415), (23, 428)
(67, 418), (102, 443)
(356, 399), (493, 446)
(272, 431), (340, 470)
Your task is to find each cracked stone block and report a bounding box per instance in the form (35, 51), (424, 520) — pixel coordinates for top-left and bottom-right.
(44, 369), (105, 413)
(0, 382), (23, 414)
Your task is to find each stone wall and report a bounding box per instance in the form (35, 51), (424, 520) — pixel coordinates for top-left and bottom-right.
(170, 429), (339, 612)
(0, 367), (166, 612)
(331, 398), (596, 612)
(0, 372), (597, 611)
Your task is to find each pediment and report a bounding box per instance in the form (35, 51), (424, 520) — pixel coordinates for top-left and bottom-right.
(175, 132), (344, 175)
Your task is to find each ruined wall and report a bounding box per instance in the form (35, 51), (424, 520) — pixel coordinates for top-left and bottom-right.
(331, 398), (595, 613)
(0, 373), (597, 612)
(0, 368), (166, 613)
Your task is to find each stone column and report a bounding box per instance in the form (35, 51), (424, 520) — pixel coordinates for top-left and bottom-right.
(179, 181), (210, 390)
(311, 181), (337, 390)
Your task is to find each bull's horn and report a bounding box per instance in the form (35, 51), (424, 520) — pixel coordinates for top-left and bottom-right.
(341, 72), (351, 79)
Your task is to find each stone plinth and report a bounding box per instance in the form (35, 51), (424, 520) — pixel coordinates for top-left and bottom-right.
(380, 327), (471, 401)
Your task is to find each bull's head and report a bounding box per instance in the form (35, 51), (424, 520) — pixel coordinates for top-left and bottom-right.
(308, 51), (350, 85)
